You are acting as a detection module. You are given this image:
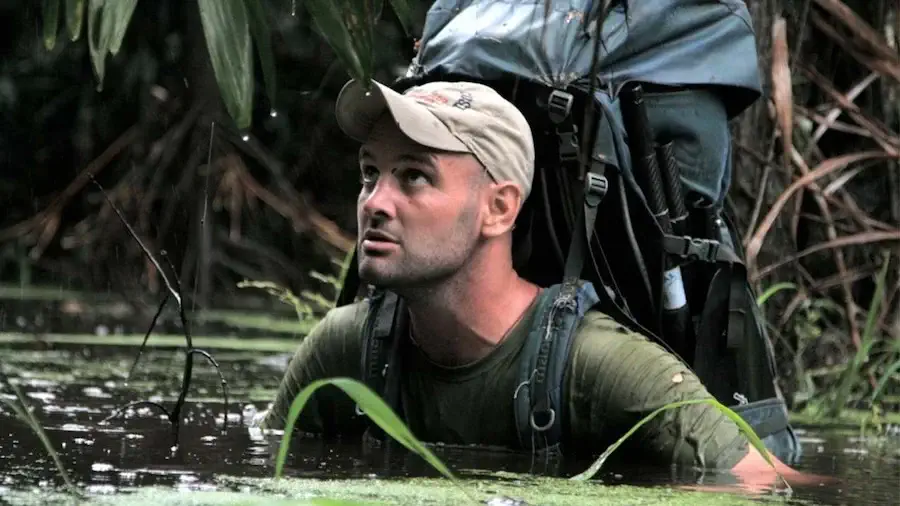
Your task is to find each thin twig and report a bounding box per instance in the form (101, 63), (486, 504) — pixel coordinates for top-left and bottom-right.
(126, 293), (170, 383)
(187, 349), (229, 431)
(101, 400), (173, 425)
(745, 150), (896, 273)
(799, 64), (899, 156)
(0, 125), (142, 257)
(789, 146), (862, 351)
(754, 230), (900, 280)
(90, 175), (229, 447)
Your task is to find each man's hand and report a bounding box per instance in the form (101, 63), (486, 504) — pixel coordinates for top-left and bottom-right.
(681, 446), (836, 495)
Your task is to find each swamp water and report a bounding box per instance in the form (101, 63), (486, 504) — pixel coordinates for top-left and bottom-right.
(0, 286), (898, 505)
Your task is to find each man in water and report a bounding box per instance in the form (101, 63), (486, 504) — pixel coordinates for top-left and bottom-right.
(258, 78), (805, 484)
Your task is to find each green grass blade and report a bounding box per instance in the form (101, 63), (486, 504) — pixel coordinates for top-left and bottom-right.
(1, 384), (82, 498)
(870, 355), (900, 405)
(103, 0), (138, 55)
(198, 0), (254, 130)
(756, 282), (797, 307)
(274, 377), (447, 478)
(42, 0), (60, 50)
(569, 397), (790, 492)
(862, 253), (891, 345)
(272, 377), (478, 504)
(237, 280), (313, 322)
(244, 0), (277, 108)
(65, 0), (84, 41)
(829, 254), (891, 417)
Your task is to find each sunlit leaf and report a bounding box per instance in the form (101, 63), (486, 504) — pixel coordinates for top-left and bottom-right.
(198, 0), (254, 129)
(756, 282), (798, 307)
(42, 0), (60, 50)
(244, 0), (278, 108)
(104, 0), (138, 55)
(87, 0), (111, 89)
(85, 0), (137, 89)
(65, 0), (85, 41)
(273, 377), (477, 504)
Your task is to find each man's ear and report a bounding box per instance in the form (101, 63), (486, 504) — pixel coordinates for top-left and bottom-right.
(481, 181), (523, 238)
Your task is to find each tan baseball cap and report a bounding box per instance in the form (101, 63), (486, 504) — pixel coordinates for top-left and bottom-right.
(334, 79), (535, 198)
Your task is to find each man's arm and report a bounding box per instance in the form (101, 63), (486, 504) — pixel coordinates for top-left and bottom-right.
(257, 301), (368, 434)
(566, 313), (750, 469)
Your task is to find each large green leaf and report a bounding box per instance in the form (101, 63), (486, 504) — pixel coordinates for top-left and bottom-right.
(65, 0), (85, 41)
(243, 0), (277, 109)
(198, 0), (254, 130)
(303, 0), (374, 84)
(386, 0), (414, 36)
(106, 0), (138, 55)
(42, 0), (60, 50)
(87, 0), (110, 87)
(86, 0), (137, 90)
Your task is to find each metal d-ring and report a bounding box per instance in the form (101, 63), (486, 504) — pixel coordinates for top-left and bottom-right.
(529, 408), (556, 432)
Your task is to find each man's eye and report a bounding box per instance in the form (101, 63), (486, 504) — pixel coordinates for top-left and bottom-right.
(360, 166), (378, 184)
(403, 169), (430, 186)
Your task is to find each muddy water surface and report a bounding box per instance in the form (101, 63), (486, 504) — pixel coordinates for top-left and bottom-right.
(0, 289), (898, 505)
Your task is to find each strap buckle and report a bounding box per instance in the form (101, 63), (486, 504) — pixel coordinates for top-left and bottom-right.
(558, 130), (580, 162)
(663, 234), (721, 263)
(547, 89), (574, 124)
(584, 173), (608, 207)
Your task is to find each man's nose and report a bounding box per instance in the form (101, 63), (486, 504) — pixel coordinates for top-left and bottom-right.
(360, 178), (397, 221)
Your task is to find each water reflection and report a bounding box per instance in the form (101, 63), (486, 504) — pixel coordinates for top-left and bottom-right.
(1, 342), (898, 505)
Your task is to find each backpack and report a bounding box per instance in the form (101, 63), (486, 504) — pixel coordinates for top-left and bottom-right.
(336, 0), (800, 462)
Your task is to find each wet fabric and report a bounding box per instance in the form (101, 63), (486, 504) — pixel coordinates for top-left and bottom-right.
(404, 0), (763, 208)
(260, 299), (749, 469)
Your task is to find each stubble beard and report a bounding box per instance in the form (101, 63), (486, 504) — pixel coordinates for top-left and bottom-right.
(358, 202), (481, 294)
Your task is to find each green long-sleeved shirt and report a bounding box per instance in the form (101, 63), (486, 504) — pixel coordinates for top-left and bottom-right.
(259, 297), (749, 469)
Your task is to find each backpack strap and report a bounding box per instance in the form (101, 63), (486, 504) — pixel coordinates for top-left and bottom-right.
(358, 288), (407, 442)
(514, 280), (601, 455)
(508, 86), (609, 455)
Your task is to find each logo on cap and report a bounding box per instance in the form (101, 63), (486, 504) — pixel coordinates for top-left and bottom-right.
(452, 92), (473, 110)
(408, 91), (450, 106)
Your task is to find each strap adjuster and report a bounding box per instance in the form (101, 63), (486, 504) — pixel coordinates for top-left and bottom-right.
(585, 173), (608, 207)
(663, 235), (721, 263)
(558, 130), (579, 162)
(547, 89), (574, 124)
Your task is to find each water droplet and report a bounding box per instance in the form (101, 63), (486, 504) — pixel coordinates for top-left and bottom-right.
(291, 0), (296, 16)
(241, 134), (249, 142)
(269, 109), (278, 118)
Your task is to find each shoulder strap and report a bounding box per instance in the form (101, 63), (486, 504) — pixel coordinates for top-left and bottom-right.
(514, 279), (601, 455)
(359, 288), (407, 442)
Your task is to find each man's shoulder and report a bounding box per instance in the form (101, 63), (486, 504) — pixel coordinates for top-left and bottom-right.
(325, 298), (371, 326)
(567, 307), (679, 368)
(307, 298), (371, 342)
(574, 308), (655, 345)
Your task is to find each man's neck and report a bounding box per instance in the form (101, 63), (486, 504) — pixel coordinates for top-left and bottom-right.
(400, 258), (540, 367)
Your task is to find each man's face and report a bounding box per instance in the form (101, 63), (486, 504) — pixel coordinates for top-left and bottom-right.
(355, 115), (488, 289)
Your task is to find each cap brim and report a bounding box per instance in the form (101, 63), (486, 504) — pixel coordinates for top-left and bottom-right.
(335, 80), (468, 152)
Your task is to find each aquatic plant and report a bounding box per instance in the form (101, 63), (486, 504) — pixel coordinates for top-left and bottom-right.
(91, 175), (231, 445)
(0, 370), (82, 498)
